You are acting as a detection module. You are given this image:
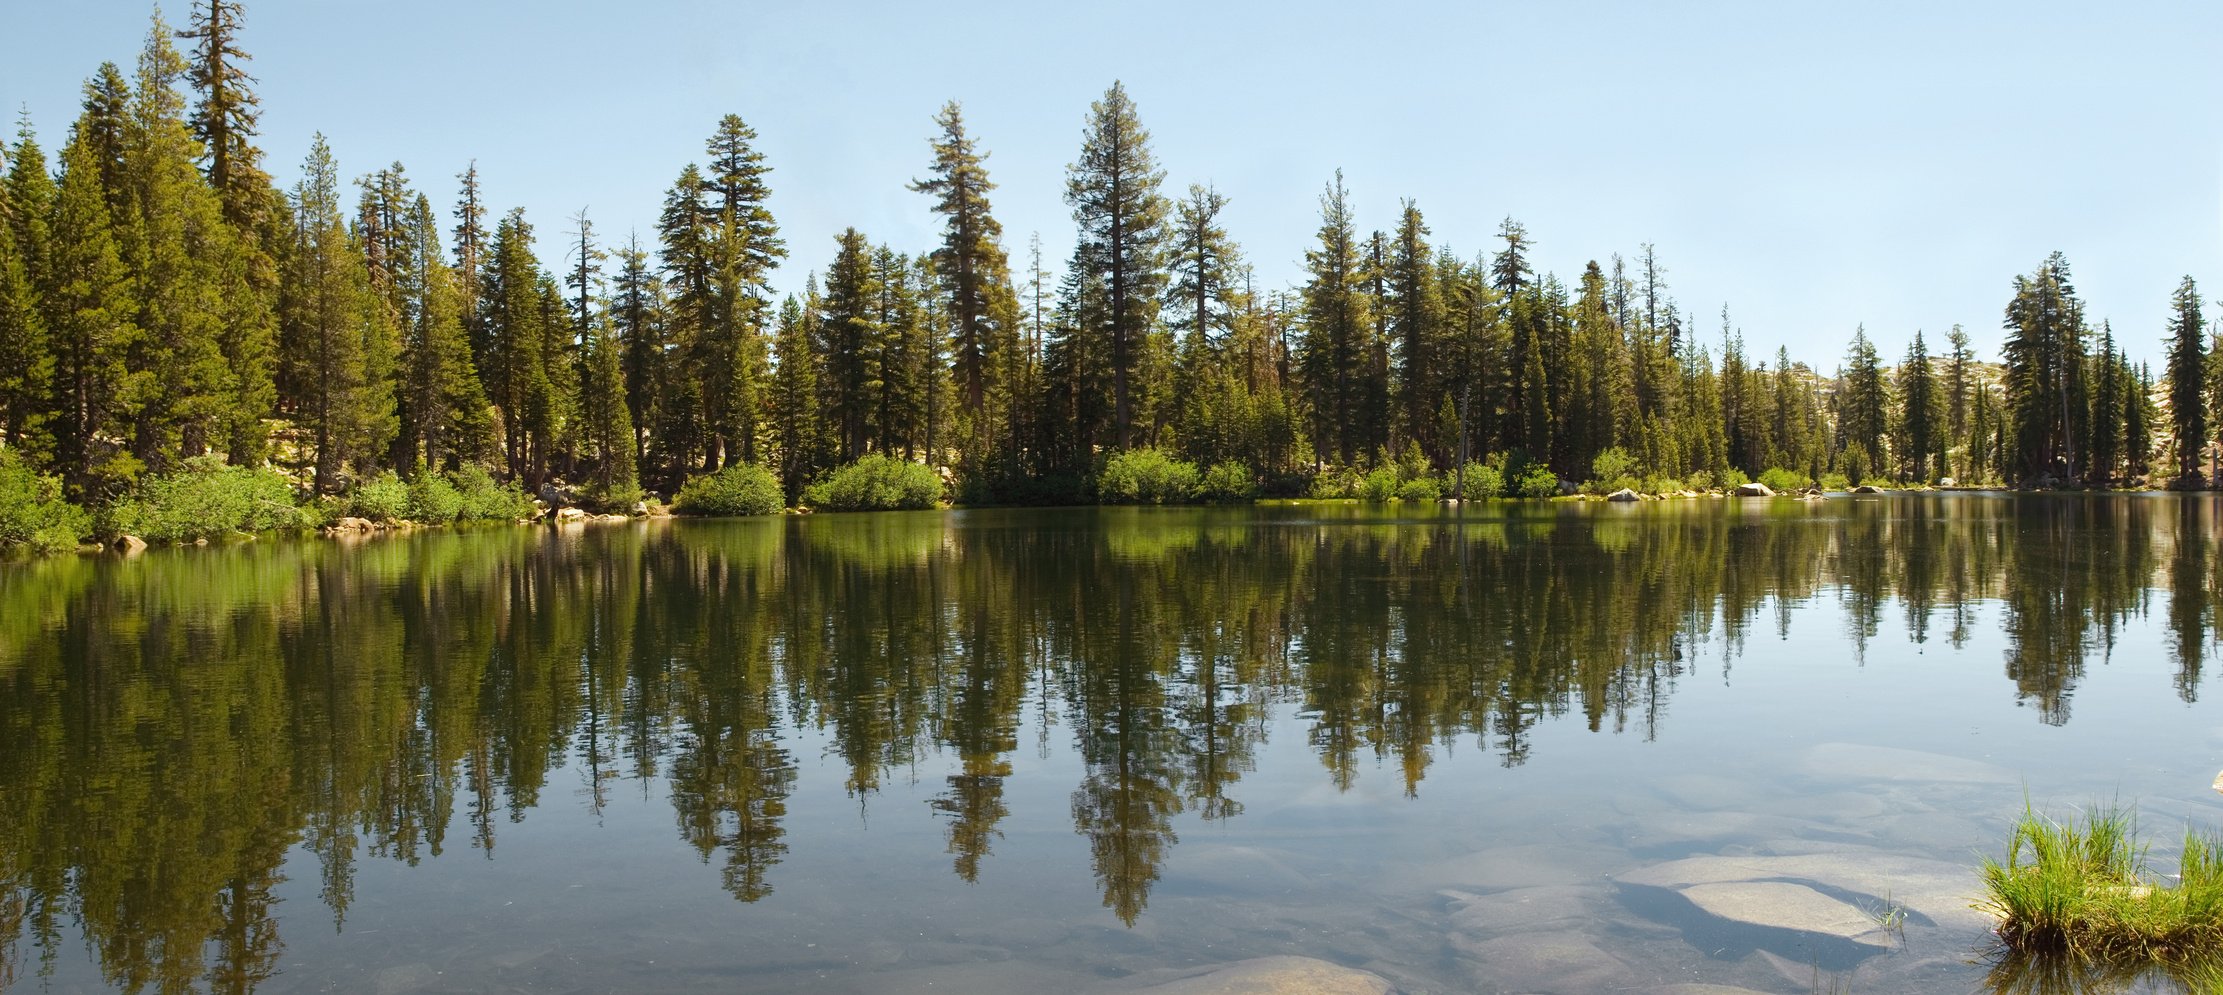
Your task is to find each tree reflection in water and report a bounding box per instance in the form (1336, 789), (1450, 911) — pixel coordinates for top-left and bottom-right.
(0, 495), (2216, 989)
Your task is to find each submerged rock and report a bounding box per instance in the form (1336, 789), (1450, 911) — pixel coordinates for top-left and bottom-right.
(1451, 931), (1635, 993)
(1122, 955), (1394, 994)
(1733, 482), (1774, 497)
(1615, 850), (1986, 933)
(1676, 880), (1894, 951)
(1799, 742), (2012, 784)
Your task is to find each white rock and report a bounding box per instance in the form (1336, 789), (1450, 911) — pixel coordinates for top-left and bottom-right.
(1121, 955), (1393, 995)
(1733, 482), (1775, 497)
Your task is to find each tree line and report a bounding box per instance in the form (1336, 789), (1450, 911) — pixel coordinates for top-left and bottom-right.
(1, 3), (2215, 517)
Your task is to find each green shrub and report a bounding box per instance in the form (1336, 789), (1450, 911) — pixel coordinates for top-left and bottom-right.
(1819, 472), (1851, 491)
(1588, 447), (1637, 492)
(1642, 475), (1685, 495)
(1396, 476), (1442, 502)
(805, 454), (943, 511)
(1722, 468), (1752, 489)
(1683, 470), (1714, 492)
(1196, 461), (1257, 503)
(1758, 467), (1810, 492)
(1308, 467), (1361, 499)
(1357, 465), (1401, 502)
(1515, 465), (1560, 499)
(104, 455), (305, 542)
(1096, 448), (1199, 505)
(0, 451), (90, 554)
(406, 471), (465, 523)
(349, 470), (411, 522)
(675, 463), (786, 516)
(450, 465), (537, 522)
(1453, 462), (1504, 500)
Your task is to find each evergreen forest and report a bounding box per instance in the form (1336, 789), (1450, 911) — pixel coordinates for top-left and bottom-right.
(2, 3), (2217, 553)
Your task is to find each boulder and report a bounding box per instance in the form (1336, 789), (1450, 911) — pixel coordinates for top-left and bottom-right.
(554, 507), (588, 525)
(1938, 477), (1957, 487)
(113, 534), (147, 555)
(1606, 488), (1641, 502)
(1733, 482), (1775, 497)
(1121, 955), (1394, 994)
(2211, 769), (2223, 795)
(1851, 484), (1886, 494)
(598, 513), (629, 523)
(330, 516), (375, 532)
(631, 501), (651, 517)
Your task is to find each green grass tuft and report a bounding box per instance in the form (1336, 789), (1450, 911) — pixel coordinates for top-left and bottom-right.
(1981, 803), (2223, 969)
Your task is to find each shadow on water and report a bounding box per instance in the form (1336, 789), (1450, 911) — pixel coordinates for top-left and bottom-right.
(1, 494), (2221, 991)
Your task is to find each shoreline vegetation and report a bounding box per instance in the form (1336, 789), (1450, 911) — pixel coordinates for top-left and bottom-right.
(3, 2), (2218, 560)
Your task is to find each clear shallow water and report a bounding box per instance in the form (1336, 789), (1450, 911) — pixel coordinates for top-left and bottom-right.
(3, 495), (2222, 993)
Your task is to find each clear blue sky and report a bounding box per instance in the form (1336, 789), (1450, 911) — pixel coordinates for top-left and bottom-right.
(7, 1), (2218, 368)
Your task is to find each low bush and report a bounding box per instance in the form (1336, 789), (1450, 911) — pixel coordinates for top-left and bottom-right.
(1356, 466), (1402, 502)
(450, 465), (537, 522)
(1452, 462), (1504, 500)
(1515, 465), (1560, 499)
(103, 455), (306, 542)
(1818, 472), (1852, 492)
(674, 462), (786, 516)
(406, 471), (465, 523)
(1097, 448), (1199, 505)
(0, 451), (90, 554)
(805, 454), (943, 511)
(1588, 448), (1638, 493)
(349, 470), (411, 522)
(1758, 467), (1810, 492)
(1396, 476), (1442, 502)
(1196, 461), (1258, 503)
(1722, 468), (1752, 489)
(1308, 467), (1361, 499)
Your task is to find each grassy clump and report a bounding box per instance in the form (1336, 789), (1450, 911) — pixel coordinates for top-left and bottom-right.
(1981, 804), (2223, 966)
(675, 463), (786, 516)
(804, 454), (942, 511)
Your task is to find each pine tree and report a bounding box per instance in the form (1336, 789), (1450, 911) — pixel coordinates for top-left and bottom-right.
(1065, 81), (1168, 449)
(1298, 171), (1372, 465)
(280, 134), (391, 493)
(0, 125), (53, 465)
(1895, 329), (1941, 482)
(767, 293), (824, 498)
(2002, 252), (2087, 483)
(46, 131), (142, 497)
(1384, 202), (1447, 462)
(397, 192), (489, 470)
(818, 229), (882, 462)
(911, 101), (1019, 467)
(123, 15), (248, 472)
(699, 113), (783, 467)
(176, 0), (269, 231)
(1839, 327), (1890, 471)
(608, 236), (665, 471)
(453, 162), (489, 372)
(479, 208), (558, 486)
(2087, 323), (2124, 485)
(2165, 275), (2207, 480)
(1944, 325), (1974, 475)
(578, 290), (637, 506)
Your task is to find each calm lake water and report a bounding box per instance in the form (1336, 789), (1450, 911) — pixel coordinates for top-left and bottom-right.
(5, 495), (2223, 994)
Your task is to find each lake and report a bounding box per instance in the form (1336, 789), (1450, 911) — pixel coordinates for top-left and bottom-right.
(3, 495), (2220, 993)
